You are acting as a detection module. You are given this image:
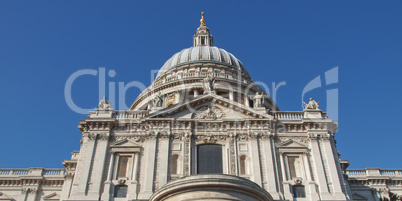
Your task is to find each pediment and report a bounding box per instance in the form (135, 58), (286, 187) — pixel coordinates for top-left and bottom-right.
(0, 192), (15, 201)
(43, 192), (60, 200)
(146, 94), (273, 120)
(110, 139), (141, 148)
(277, 139), (308, 149)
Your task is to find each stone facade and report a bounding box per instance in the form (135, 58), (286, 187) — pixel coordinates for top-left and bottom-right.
(1, 14), (401, 201)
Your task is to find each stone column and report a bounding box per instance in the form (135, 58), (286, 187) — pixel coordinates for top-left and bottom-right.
(244, 95), (250, 107)
(133, 152), (140, 181)
(229, 90), (234, 101)
(176, 90), (182, 104)
(138, 137), (157, 199)
(262, 136), (280, 199)
(194, 88), (199, 98)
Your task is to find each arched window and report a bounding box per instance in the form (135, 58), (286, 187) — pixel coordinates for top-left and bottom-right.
(197, 144), (222, 174)
(171, 154), (179, 175)
(239, 155), (247, 175)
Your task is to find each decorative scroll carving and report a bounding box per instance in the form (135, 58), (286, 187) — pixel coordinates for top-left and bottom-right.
(112, 135), (146, 143)
(22, 188), (37, 194)
(193, 106), (224, 120)
(229, 137), (236, 175)
(237, 134), (248, 141)
(294, 177), (303, 185)
(321, 133), (331, 141)
(65, 172), (75, 178)
(184, 137), (190, 176)
(87, 133), (97, 140)
(165, 93), (176, 107)
(99, 133), (109, 141)
(195, 135), (228, 143)
(307, 133), (317, 141)
(276, 136), (309, 144)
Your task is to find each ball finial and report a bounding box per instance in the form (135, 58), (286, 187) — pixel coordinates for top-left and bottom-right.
(200, 12), (206, 26)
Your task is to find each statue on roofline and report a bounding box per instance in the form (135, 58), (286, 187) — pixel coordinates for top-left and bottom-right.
(98, 97), (111, 109)
(303, 98), (319, 110)
(253, 92), (264, 108)
(203, 75), (215, 93)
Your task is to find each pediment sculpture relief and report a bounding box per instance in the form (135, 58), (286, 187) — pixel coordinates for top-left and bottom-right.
(192, 105), (224, 120)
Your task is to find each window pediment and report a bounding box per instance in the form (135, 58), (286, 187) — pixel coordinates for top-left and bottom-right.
(277, 139), (308, 153)
(110, 139), (141, 153)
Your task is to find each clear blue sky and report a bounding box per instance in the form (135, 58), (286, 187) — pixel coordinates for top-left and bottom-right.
(0, 1), (401, 169)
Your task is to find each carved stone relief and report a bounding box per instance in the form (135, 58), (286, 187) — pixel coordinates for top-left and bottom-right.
(192, 106), (224, 120)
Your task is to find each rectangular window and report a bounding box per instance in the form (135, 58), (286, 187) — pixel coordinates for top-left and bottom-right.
(288, 156), (301, 179)
(171, 155), (179, 175)
(114, 185), (128, 197)
(117, 156), (131, 178)
(197, 144), (222, 174)
(292, 185), (306, 198)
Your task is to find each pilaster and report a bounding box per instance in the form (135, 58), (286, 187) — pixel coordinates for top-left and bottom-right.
(249, 137), (262, 186)
(71, 132), (97, 199)
(309, 133), (332, 200)
(157, 137), (170, 189)
(100, 151), (115, 201)
(262, 136), (281, 199)
(87, 133), (110, 199)
(138, 137), (157, 199)
(321, 135), (347, 200)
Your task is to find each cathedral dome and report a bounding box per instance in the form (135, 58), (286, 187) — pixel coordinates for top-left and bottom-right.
(156, 46), (250, 78)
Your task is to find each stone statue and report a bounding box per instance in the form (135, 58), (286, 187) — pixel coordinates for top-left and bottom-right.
(303, 98), (319, 110)
(154, 92), (163, 107)
(98, 97), (111, 109)
(203, 75), (215, 93)
(253, 92), (264, 108)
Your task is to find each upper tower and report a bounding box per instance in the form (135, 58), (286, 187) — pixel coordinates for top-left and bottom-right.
(193, 12), (213, 47)
(131, 12), (279, 111)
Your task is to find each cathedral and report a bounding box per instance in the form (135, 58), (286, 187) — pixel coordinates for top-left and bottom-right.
(0, 13), (401, 201)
